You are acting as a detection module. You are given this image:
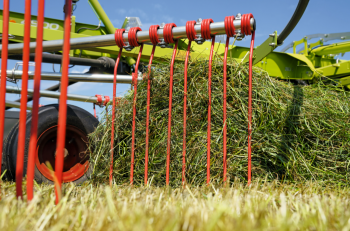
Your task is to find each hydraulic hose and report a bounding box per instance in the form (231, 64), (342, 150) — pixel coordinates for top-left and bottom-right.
(277, 0), (309, 44)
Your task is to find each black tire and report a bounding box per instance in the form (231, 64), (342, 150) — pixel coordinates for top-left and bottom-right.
(2, 104), (98, 184)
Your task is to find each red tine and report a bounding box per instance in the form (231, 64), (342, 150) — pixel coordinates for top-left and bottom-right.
(26, 0), (45, 201)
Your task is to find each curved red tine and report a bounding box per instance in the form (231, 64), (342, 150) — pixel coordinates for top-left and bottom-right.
(163, 23), (178, 186)
(248, 31), (255, 186)
(54, 0), (72, 204)
(127, 27), (143, 185)
(223, 15), (235, 184)
(16, 0), (32, 199)
(182, 20), (196, 186)
(130, 44), (144, 185)
(26, 0), (45, 201)
(109, 28), (125, 186)
(144, 25), (160, 185)
(201, 19), (215, 186)
(0, 0), (10, 200)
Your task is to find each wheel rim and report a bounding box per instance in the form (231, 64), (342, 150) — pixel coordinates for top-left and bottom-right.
(35, 125), (90, 182)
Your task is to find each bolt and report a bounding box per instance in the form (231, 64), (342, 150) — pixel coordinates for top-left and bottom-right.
(196, 18), (202, 24)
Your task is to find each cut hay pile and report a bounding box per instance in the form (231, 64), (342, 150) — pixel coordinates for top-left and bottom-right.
(89, 56), (350, 186)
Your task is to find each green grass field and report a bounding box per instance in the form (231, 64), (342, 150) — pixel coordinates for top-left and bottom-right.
(1, 180), (350, 230)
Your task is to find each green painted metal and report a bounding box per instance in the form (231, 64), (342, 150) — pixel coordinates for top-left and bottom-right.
(87, 0), (116, 34)
(241, 31), (278, 65)
(293, 36), (308, 55)
(309, 38), (323, 51)
(1, 0), (349, 89)
(311, 41), (350, 56)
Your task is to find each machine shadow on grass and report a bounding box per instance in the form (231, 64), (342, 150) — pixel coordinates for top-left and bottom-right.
(278, 84), (304, 180)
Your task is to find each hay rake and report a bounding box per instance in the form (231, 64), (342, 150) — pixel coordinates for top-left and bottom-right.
(0, 0), (310, 202)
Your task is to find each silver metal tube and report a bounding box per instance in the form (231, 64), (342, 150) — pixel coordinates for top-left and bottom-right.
(6, 70), (142, 83)
(6, 86), (107, 104)
(2, 18), (255, 54)
(5, 100), (32, 110)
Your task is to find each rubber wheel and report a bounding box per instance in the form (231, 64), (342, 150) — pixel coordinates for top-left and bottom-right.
(1, 104), (98, 184)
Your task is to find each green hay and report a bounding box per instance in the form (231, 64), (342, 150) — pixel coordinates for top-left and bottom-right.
(89, 55), (350, 186)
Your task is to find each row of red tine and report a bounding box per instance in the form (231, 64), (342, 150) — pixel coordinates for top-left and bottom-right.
(144, 25), (160, 185)
(182, 20), (197, 185)
(1, 0), (74, 202)
(107, 15), (254, 186)
(0, 0), (10, 200)
(93, 95), (110, 118)
(111, 27), (144, 186)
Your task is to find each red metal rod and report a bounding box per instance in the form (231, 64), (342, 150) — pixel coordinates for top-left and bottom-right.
(26, 0), (45, 201)
(182, 41), (191, 185)
(201, 19), (214, 186)
(128, 27), (143, 185)
(223, 37), (229, 183)
(144, 45), (156, 186)
(223, 15), (235, 184)
(54, 0), (72, 204)
(206, 37), (215, 186)
(163, 23), (177, 186)
(109, 50), (123, 186)
(144, 25), (160, 185)
(130, 44), (144, 185)
(109, 29), (126, 186)
(15, 0), (31, 199)
(247, 31), (255, 185)
(0, 0), (10, 200)
(182, 20), (196, 185)
(166, 41), (178, 186)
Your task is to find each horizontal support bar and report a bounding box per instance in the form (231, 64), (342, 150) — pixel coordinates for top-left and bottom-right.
(8, 53), (112, 68)
(1, 17), (255, 54)
(6, 86), (108, 104)
(5, 100), (32, 110)
(5, 70), (141, 83)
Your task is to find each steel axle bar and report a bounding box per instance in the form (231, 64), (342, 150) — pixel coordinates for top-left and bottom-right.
(5, 70), (140, 83)
(6, 86), (107, 104)
(1, 18), (255, 54)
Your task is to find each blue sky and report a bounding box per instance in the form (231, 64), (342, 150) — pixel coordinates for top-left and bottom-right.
(1, 0), (350, 117)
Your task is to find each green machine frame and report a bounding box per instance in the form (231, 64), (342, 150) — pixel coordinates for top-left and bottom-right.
(1, 0), (349, 88)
